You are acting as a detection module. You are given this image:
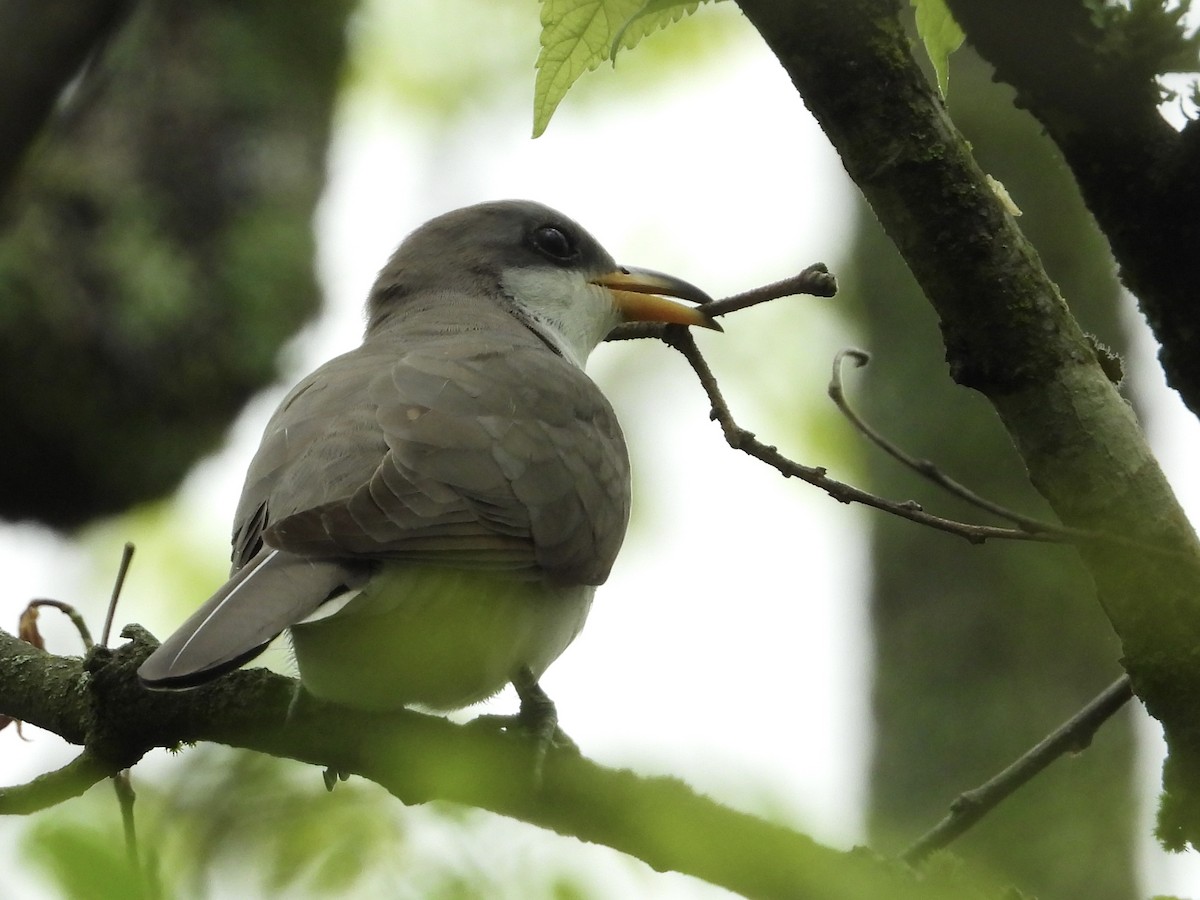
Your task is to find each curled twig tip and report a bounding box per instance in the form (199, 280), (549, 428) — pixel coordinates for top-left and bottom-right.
(841, 347), (871, 368)
(830, 348), (871, 401)
(826, 349), (1073, 542)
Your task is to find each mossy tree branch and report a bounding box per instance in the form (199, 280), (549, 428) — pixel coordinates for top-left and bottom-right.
(0, 0), (133, 194)
(0, 0), (350, 528)
(736, 0), (1200, 848)
(0, 626), (982, 900)
(942, 0), (1200, 419)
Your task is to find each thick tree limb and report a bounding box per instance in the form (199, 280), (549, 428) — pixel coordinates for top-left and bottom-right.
(0, 0), (132, 195)
(736, 0), (1200, 848)
(0, 626), (977, 900)
(0, 0), (350, 529)
(943, 0), (1200, 418)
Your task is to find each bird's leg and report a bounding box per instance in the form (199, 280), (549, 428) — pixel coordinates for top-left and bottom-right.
(467, 668), (577, 785)
(513, 668), (575, 751)
(512, 667), (577, 783)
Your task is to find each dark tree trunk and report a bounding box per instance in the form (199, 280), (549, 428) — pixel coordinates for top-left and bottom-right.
(0, 0), (352, 528)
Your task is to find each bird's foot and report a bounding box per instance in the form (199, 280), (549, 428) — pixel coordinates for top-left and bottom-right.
(514, 669), (576, 784)
(322, 768), (349, 791)
(520, 674), (577, 744)
(467, 670), (576, 785)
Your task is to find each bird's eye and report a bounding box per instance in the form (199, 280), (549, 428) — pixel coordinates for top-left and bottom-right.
(530, 225), (577, 261)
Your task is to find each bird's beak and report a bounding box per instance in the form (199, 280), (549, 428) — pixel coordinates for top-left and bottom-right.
(592, 267), (722, 332)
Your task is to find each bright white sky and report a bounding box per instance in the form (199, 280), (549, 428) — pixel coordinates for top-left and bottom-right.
(3, 4), (1200, 897)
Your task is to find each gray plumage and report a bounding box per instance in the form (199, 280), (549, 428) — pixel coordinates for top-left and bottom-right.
(138, 200), (710, 710)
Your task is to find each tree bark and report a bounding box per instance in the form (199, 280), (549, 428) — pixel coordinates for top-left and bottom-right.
(854, 42), (1136, 897)
(737, 0), (1200, 851)
(0, 0), (132, 194)
(0, 0), (350, 528)
(0, 627), (984, 900)
(943, 0), (1200, 419)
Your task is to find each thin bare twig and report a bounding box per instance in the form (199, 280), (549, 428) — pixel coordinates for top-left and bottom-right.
(22, 547), (147, 889)
(829, 349), (1067, 537)
(100, 544), (148, 890)
(606, 263), (834, 343)
(703, 264), (837, 318)
(111, 771), (147, 886)
(661, 327), (1063, 544)
(902, 676), (1134, 865)
(610, 282), (1191, 558)
(101, 542), (135, 648)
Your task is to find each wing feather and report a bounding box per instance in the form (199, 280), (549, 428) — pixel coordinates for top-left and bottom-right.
(232, 302), (630, 586)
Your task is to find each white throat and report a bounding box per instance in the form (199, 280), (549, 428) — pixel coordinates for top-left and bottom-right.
(500, 268), (620, 369)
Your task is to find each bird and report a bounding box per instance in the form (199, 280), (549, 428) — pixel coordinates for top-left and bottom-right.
(137, 199), (718, 729)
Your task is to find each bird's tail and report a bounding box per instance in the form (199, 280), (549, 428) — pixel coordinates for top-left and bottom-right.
(138, 549), (368, 689)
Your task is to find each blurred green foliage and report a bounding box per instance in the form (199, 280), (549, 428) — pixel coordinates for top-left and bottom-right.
(0, 0), (348, 529)
(22, 748), (622, 898)
(345, 0), (736, 135)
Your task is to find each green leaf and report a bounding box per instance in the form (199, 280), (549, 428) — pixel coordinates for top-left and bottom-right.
(25, 820), (147, 900)
(912, 0), (964, 97)
(612, 0), (704, 60)
(533, 0), (709, 137)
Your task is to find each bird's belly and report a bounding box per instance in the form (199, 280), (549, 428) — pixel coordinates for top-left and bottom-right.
(287, 565), (593, 712)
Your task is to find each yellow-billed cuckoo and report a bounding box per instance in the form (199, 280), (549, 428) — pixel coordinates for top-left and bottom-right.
(137, 200), (716, 719)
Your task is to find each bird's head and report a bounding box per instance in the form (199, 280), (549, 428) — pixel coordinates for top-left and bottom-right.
(368, 200), (718, 367)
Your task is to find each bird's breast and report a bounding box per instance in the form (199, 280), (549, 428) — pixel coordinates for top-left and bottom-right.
(287, 564), (593, 711)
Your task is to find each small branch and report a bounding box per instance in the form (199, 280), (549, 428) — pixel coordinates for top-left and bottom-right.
(902, 675), (1135, 865)
(606, 272), (1072, 543)
(22, 555), (148, 888)
(25, 598), (95, 650)
(111, 771), (144, 880)
(606, 264), (834, 343)
(828, 349), (1191, 560)
(0, 751), (113, 814)
(662, 327), (1063, 545)
(703, 264), (837, 317)
(829, 349), (1067, 537)
(101, 542), (135, 648)
(0, 627), (958, 900)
